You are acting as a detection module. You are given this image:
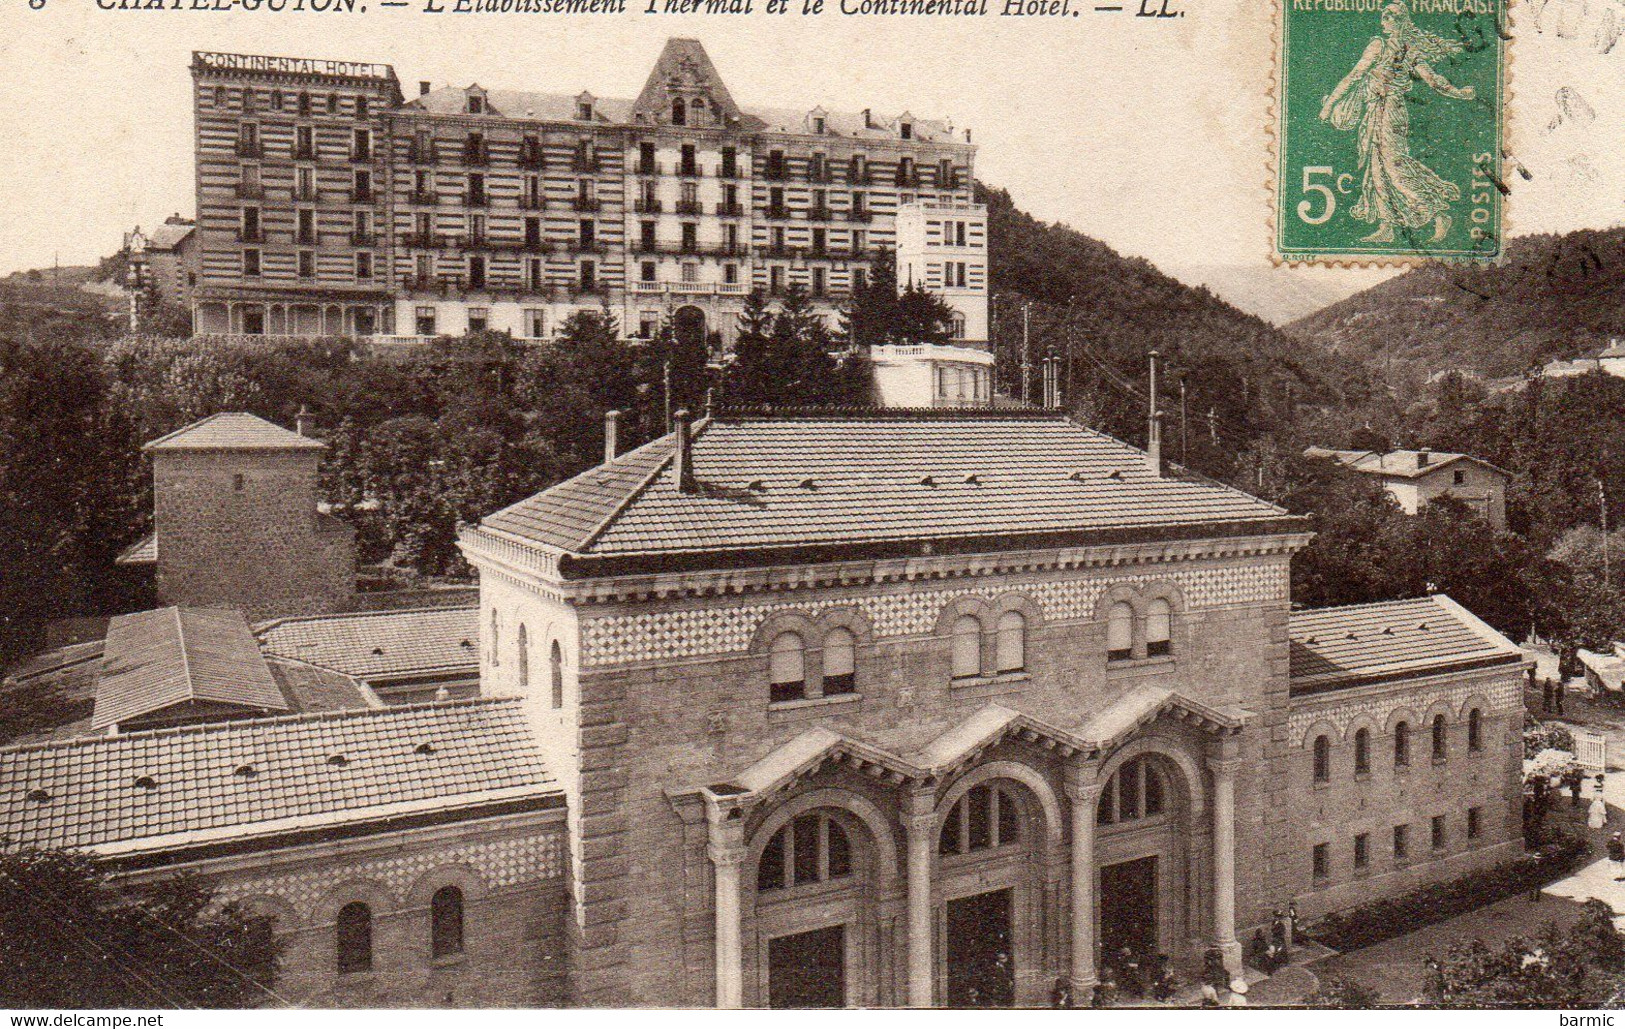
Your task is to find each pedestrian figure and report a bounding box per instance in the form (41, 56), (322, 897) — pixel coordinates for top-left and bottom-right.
(1286, 901), (1298, 955)
(1228, 978), (1250, 1007)
(1203, 947), (1228, 991)
(1051, 977), (1074, 1009)
(1152, 954), (1175, 1002)
(1556, 679), (1567, 715)
(1249, 929), (1269, 970)
(1567, 766), (1586, 808)
(1200, 984), (1221, 1007)
(1543, 677), (1555, 713)
(1608, 832), (1624, 881)
(1590, 794), (1608, 830)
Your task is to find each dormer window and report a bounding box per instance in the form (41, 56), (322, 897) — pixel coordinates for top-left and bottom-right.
(900, 121), (914, 140)
(576, 93), (595, 121)
(468, 95), (484, 115)
(813, 115), (826, 134)
(671, 97), (687, 126)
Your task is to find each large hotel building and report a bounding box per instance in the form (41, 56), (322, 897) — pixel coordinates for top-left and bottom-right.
(189, 40), (989, 351)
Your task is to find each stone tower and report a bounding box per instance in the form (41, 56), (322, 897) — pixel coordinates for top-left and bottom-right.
(143, 412), (354, 621)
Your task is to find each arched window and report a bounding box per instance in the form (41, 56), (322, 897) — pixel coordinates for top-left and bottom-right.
(336, 901), (372, 974)
(430, 885), (464, 960)
(671, 98), (687, 126)
(822, 628), (856, 695)
(516, 624), (529, 691)
(1145, 598), (1172, 657)
(1394, 721), (1411, 768)
(1354, 727), (1371, 776)
(490, 610), (500, 666)
(940, 783), (1021, 855)
(549, 640), (564, 709)
(770, 632), (806, 703)
(1096, 756), (1166, 825)
(995, 611), (1026, 673)
(1107, 602), (1134, 662)
(1468, 708), (1482, 752)
(951, 615), (983, 679)
(1313, 734), (1331, 783)
(757, 811), (852, 891)
(1432, 715), (1448, 762)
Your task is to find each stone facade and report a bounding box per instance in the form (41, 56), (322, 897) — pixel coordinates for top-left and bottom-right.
(120, 813), (570, 1008)
(152, 446), (353, 622)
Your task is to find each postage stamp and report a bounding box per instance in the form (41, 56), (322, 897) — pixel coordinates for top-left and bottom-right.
(1274, 0), (1506, 264)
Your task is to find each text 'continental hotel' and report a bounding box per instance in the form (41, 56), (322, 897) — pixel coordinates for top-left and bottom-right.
(190, 40), (988, 347)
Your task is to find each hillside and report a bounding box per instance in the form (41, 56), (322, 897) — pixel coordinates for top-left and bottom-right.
(978, 183), (1345, 477)
(1286, 228), (1625, 381)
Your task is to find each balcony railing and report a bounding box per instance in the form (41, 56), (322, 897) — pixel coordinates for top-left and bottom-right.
(808, 167), (835, 184)
(763, 165), (790, 181)
(634, 198), (663, 214)
(570, 239), (605, 253)
(716, 202), (744, 217)
(572, 197), (601, 213)
(520, 238), (550, 253)
(400, 232), (449, 249)
(410, 190), (439, 206)
(351, 188), (374, 203)
(895, 170), (922, 188)
(518, 147), (546, 169)
(571, 155), (600, 174)
(675, 200), (703, 216)
(350, 150), (374, 164)
(236, 228), (265, 243)
(463, 146), (489, 166)
(718, 163), (742, 180)
(350, 230), (377, 246)
(465, 192), (489, 207)
(519, 195), (545, 211)
(293, 188), (320, 202)
(848, 208), (874, 223)
(407, 142), (437, 165)
(808, 206), (833, 222)
(234, 183), (264, 199)
(847, 169), (872, 186)
(633, 238), (659, 254)
(635, 160), (662, 176)
(766, 205), (790, 220)
(294, 145), (316, 162)
(295, 231), (318, 246)
(678, 164), (702, 178)
(235, 140), (262, 158)
(762, 243), (802, 258)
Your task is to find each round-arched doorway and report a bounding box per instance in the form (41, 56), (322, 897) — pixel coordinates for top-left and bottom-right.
(674, 305), (707, 350)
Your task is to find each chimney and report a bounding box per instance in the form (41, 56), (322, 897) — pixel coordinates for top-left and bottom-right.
(1417, 450), (1430, 469)
(420, 81), (432, 96)
(1146, 350), (1162, 476)
(965, 128), (973, 143)
(295, 405), (315, 437)
(674, 409), (695, 494)
(603, 409), (621, 465)
(862, 108), (873, 129)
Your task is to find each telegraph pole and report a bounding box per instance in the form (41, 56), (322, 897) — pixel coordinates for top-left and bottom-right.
(1601, 477), (1611, 589)
(1021, 303), (1031, 404)
(1180, 378), (1189, 466)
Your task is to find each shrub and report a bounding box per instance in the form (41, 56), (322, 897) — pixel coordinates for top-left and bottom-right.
(1304, 830), (1589, 952)
(1526, 720), (1577, 759)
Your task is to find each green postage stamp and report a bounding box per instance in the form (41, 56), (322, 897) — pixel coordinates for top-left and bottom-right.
(1275, 0), (1505, 263)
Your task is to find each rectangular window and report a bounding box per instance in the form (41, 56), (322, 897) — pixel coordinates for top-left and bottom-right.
(353, 128), (371, 161)
(1394, 824), (1409, 861)
(298, 250), (315, 279)
(579, 259), (596, 291)
(467, 307), (489, 333)
(721, 147), (737, 177)
(355, 95), (368, 119)
(416, 306), (436, 336)
(242, 248), (261, 277)
(1431, 815), (1446, 851)
(580, 220), (596, 247)
(811, 267), (826, 295)
(468, 255), (486, 290)
(639, 311), (659, 339)
(1468, 806), (1482, 839)
(1354, 833), (1369, 870)
(355, 252), (372, 280)
(296, 125), (314, 161)
(641, 260), (656, 283)
(526, 308), (545, 339)
(1312, 843), (1329, 881)
(527, 258), (544, 292)
(723, 263), (738, 284)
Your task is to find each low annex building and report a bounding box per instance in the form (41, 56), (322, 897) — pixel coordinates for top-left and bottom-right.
(1304, 446), (1510, 531)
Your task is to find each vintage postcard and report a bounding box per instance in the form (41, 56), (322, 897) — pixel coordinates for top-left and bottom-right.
(1, 0), (1624, 1014)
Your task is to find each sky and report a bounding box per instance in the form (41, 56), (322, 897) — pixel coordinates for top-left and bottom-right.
(1, 0), (1621, 323)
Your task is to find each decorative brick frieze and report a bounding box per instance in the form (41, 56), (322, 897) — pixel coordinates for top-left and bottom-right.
(1286, 678), (1521, 738)
(580, 562), (1287, 667)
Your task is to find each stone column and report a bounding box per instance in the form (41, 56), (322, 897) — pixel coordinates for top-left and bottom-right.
(1064, 760), (1102, 992)
(705, 799), (747, 1008)
(1207, 741), (1242, 975)
(902, 786), (937, 1008)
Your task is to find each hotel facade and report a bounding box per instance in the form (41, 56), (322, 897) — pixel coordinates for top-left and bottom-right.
(188, 40), (988, 350)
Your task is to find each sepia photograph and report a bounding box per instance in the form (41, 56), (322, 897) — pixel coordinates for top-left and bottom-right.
(2, 0), (1625, 1012)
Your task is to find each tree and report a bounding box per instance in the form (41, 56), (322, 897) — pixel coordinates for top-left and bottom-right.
(838, 251), (958, 349)
(0, 847), (280, 1008)
(1422, 902), (1625, 1008)
(1304, 977), (1381, 1008)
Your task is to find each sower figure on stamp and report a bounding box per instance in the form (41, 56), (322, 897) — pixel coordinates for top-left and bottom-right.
(1319, 0), (1476, 245)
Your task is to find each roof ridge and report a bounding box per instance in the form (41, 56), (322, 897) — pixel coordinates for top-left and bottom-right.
(1291, 595), (1444, 619)
(173, 606), (194, 702)
(575, 425), (696, 553)
(141, 411), (229, 450)
(255, 604), (479, 633)
(0, 695), (520, 756)
(715, 406), (1065, 421)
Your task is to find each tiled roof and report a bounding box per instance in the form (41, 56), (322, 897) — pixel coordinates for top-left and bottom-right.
(478, 412), (1297, 567)
(116, 532), (156, 566)
(0, 699), (557, 856)
(146, 223), (194, 251)
(92, 608), (288, 730)
(266, 658), (382, 713)
(143, 413), (325, 453)
(1288, 594), (1525, 693)
(255, 607), (479, 682)
(1304, 447), (1508, 481)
